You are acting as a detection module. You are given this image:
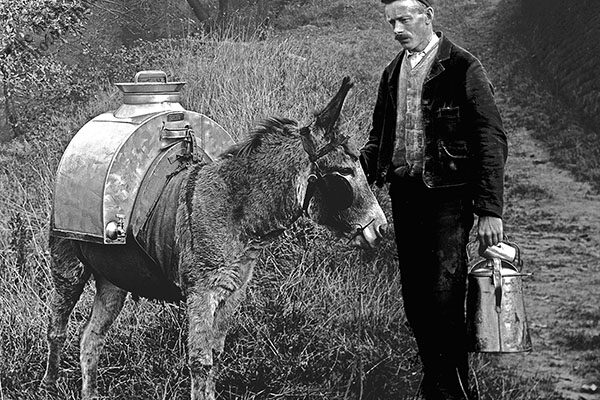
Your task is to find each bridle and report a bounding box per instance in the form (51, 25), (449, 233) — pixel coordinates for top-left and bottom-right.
(298, 126), (356, 216)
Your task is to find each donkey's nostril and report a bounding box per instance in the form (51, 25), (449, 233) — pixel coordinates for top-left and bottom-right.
(377, 223), (389, 238)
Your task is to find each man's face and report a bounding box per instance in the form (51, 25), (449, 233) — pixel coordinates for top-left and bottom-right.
(384, 0), (433, 52)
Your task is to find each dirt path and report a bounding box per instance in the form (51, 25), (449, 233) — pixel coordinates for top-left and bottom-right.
(433, 1), (600, 398)
(467, 2), (600, 398)
(498, 125), (600, 400)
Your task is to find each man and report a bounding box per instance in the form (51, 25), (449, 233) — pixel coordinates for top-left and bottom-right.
(360, 0), (507, 398)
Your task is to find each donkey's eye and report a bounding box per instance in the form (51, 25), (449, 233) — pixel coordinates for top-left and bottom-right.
(337, 167), (355, 177)
(321, 166), (355, 177)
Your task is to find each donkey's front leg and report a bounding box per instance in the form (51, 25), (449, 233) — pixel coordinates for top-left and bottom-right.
(187, 290), (221, 400)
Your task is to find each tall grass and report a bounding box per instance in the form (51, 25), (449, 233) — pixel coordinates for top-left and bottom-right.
(0, 28), (409, 400)
(0, 2), (558, 399)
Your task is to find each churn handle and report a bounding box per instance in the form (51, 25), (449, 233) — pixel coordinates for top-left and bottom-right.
(468, 235), (523, 269)
(134, 70), (168, 83)
(503, 235), (524, 270)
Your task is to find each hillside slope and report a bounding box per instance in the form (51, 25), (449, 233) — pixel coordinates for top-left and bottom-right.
(521, 0), (600, 130)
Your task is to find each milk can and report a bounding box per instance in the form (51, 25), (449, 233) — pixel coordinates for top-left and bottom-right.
(466, 241), (533, 353)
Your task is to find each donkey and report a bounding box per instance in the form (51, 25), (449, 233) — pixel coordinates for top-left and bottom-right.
(41, 77), (388, 400)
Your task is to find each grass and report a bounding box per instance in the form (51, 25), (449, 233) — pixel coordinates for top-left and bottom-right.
(563, 332), (600, 352)
(507, 183), (552, 202)
(475, 0), (600, 191)
(0, 0), (584, 399)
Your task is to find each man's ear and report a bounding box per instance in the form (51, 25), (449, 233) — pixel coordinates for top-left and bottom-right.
(425, 7), (434, 24)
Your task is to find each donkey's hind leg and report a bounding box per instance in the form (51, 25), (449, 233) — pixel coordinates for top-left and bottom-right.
(80, 275), (127, 400)
(42, 238), (91, 390)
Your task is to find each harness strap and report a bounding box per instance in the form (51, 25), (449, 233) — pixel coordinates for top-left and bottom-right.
(302, 174), (319, 215)
(298, 128), (351, 217)
(313, 135), (349, 160)
(300, 129), (350, 164)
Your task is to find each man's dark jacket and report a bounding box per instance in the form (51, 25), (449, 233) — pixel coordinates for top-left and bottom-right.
(360, 33), (508, 218)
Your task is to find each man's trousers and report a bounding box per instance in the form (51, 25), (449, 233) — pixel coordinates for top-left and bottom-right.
(389, 172), (474, 399)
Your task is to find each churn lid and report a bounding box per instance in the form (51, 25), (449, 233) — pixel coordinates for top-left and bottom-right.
(469, 259), (522, 277)
(113, 70), (186, 118)
(114, 70), (185, 105)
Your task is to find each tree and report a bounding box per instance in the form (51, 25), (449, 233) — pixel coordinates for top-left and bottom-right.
(186, 0), (211, 22)
(185, 0), (235, 23)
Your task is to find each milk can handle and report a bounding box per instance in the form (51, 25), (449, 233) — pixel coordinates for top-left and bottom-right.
(503, 237), (523, 269)
(134, 70), (168, 83)
(466, 235), (523, 269)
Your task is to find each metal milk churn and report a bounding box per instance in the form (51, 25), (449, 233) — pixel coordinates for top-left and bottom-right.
(51, 70), (235, 245)
(466, 241), (533, 353)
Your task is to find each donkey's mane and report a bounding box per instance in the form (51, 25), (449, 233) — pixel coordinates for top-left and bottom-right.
(220, 117), (298, 159)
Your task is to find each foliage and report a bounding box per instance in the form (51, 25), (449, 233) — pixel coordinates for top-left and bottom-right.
(1, 0), (88, 53)
(0, 0), (90, 137)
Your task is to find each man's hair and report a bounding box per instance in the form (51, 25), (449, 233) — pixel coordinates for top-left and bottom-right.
(381, 0), (431, 12)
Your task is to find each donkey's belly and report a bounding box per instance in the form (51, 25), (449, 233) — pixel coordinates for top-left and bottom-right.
(76, 240), (183, 302)
(74, 157), (189, 302)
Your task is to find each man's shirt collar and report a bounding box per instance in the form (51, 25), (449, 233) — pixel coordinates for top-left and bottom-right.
(407, 32), (439, 58)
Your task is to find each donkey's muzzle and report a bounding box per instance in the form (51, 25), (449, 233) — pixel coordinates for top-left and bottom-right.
(375, 223), (389, 239)
(350, 221), (388, 249)
(362, 221), (386, 244)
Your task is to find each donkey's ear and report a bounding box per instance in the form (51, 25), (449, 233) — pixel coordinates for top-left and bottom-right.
(314, 77), (353, 140)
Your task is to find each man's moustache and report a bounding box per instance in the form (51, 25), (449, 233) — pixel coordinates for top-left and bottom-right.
(395, 35), (410, 41)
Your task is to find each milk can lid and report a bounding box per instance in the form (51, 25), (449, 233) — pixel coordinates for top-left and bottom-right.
(469, 260), (521, 277)
(115, 70), (185, 94)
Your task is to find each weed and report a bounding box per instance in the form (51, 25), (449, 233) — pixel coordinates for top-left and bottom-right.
(5, 212), (31, 273)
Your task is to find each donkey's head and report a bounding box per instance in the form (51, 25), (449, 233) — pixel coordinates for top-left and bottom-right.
(298, 77), (387, 249)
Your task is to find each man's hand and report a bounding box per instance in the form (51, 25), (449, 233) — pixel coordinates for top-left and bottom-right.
(477, 215), (503, 252)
